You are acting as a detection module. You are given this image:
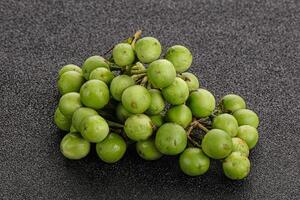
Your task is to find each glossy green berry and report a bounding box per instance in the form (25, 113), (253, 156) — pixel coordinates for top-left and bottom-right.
(166, 104), (192, 128)
(81, 115), (109, 143)
(155, 123), (187, 155)
(233, 109), (259, 128)
(162, 77), (189, 105)
(232, 137), (249, 157)
(112, 43), (135, 67)
(116, 103), (133, 123)
(212, 114), (239, 137)
(135, 37), (162, 63)
(149, 114), (164, 127)
(165, 45), (192, 72)
(222, 152), (250, 180)
(146, 89), (165, 115)
(179, 148), (210, 176)
(124, 114), (153, 141)
(59, 64), (82, 78)
(57, 71), (85, 95)
(187, 89), (215, 118)
(136, 139), (162, 160)
(54, 107), (71, 131)
(201, 129), (233, 159)
(72, 107), (98, 131)
(58, 92), (82, 119)
(181, 72), (199, 91)
(60, 132), (90, 160)
(237, 125), (259, 149)
(110, 75), (135, 101)
(147, 59), (176, 88)
(89, 67), (114, 84)
(96, 133), (126, 163)
(82, 55), (109, 80)
(121, 85), (151, 114)
(221, 94), (246, 113)
(80, 80), (110, 109)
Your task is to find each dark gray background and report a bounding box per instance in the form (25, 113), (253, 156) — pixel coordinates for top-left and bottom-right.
(0, 0), (299, 199)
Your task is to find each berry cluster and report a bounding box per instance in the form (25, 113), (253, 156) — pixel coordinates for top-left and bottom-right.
(54, 31), (259, 180)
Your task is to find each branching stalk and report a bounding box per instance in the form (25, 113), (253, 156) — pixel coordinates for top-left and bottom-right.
(131, 69), (147, 74)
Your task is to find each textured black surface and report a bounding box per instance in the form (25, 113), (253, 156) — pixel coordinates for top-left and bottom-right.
(0, 0), (299, 199)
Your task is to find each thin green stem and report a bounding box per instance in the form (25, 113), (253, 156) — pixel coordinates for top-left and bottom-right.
(131, 30), (142, 48)
(188, 135), (202, 148)
(186, 124), (201, 148)
(131, 74), (146, 81)
(151, 123), (158, 131)
(146, 81), (152, 89)
(213, 99), (226, 115)
(187, 123), (195, 136)
(110, 128), (122, 134)
(103, 46), (114, 56)
(103, 30), (141, 59)
(110, 66), (123, 71)
(195, 121), (209, 133)
(97, 110), (115, 120)
(140, 76), (148, 86)
(106, 120), (124, 128)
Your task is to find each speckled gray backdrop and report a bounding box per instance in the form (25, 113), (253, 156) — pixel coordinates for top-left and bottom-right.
(0, 0), (299, 199)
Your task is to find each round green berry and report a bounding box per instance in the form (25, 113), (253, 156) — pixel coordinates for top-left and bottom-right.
(72, 107), (98, 131)
(82, 55), (109, 80)
(237, 125), (259, 149)
(146, 89), (165, 115)
(147, 59), (176, 88)
(124, 114), (153, 141)
(89, 67), (114, 84)
(155, 123), (187, 155)
(59, 64), (82, 78)
(222, 152), (250, 180)
(232, 137), (249, 157)
(58, 92), (82, 119)
(162, 77), (189, 105)
(81, 115), (109, 143)
(149, 114), (164, 128)
(121, 85), (151, 114)
(80, 80), (110, 109)
(60, 132), (90, 160)
(221, 94), (246, 113)
(136, 139), (162, 161)
(57, 71), (85, 95)
(110, 75), (135, 101)
(179, 148), (210, 176)
(165, 45), (192, 72)
(96, 133), (126, 163)
(187, 89), (215, 118)
(166, 104), (192, 128)
(212, 114), (239, 137)
(116, 103), (133, 123)
(135, 37), (162, 63)
(233, 109), (259, 128)
(201, 129), (233, 159)
(112, 43), (135, 67)
(181, 72), (199, 91)
(54, 107), (71, 131)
